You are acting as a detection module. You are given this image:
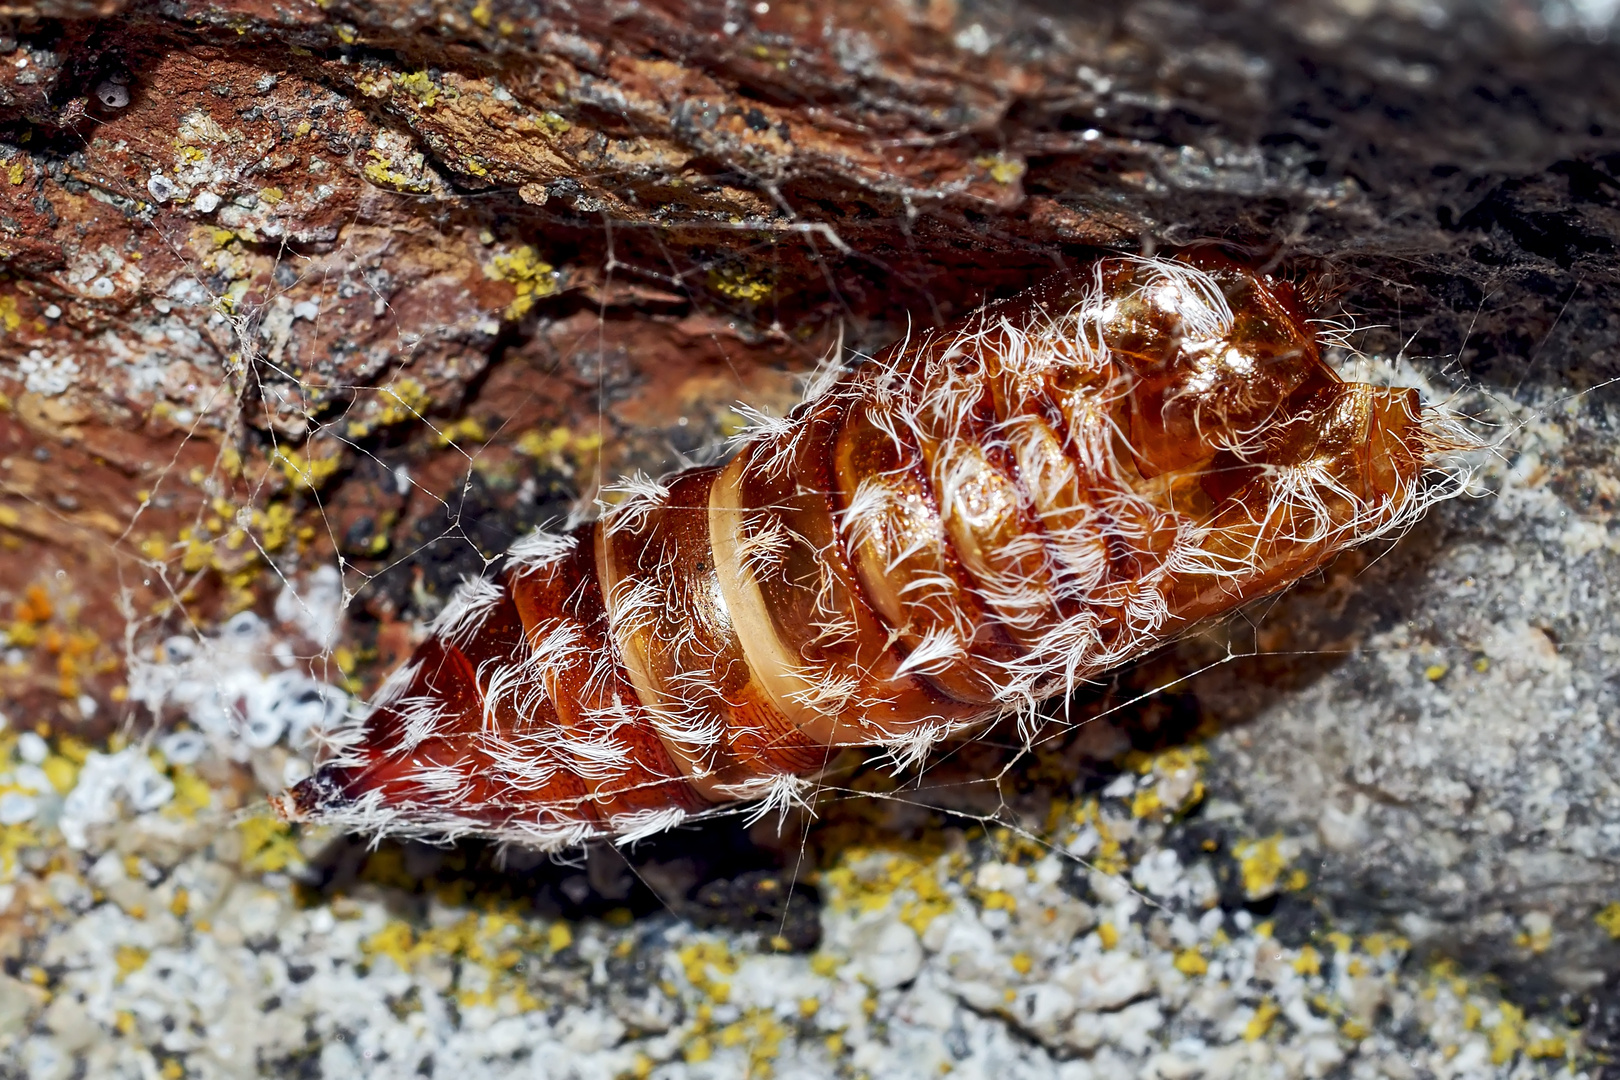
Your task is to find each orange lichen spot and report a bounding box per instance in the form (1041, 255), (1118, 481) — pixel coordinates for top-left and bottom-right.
(13, 583), (52, 625)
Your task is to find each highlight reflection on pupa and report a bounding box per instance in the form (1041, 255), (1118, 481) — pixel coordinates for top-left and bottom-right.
(277, 253), (1462, 849)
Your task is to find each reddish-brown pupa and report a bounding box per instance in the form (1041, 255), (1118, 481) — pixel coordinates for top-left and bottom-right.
(276, 253), (1454, 849)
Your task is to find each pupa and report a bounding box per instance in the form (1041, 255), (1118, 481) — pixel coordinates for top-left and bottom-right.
(276, 252), (1458, 849)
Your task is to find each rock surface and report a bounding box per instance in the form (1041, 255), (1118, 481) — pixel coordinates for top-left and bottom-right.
(1, 0), (1620, 1075)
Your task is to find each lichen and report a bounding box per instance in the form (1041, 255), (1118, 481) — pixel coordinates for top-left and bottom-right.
(484, 245), (558, 320)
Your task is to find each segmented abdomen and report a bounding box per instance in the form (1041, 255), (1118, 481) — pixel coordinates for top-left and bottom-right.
(278, 254), (1442, 849)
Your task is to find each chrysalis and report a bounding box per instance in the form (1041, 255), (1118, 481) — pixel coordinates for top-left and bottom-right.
(276, 253), (1453, 849)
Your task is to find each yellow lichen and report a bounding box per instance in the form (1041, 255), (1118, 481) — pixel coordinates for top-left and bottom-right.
(708, 266), (773, 304)
(362, 151), (432, 194)
(168, 765), (212, 818)
(114, 945), (149, 982)
(1513, 915), (1553, 954)
(42, 755), (77, 794)
(395, 71), (442, 108)
(678, 938), (739, 995)
(1526, 1035), (1567, 1059)
(363, 909), (548, 1012)
(819, 844), (955, 934)
(1488, 1002), (1523, 1065)
(981, 890), (1016, 912)
(256, 501), (295, 552)
(435, 416), (489, 447)
(485, 245), (559, 320)
(515, 426), (602, 475)
(1597, 901), (1620, 939)
(348, 377), (434, 438)
(714, 1009), (788, 1076)
(1244, 1000), (1278, 1041)
(1233, 835), (1288, 899)
(274, 446), (343, 492)
(0, 822), (38, 877)
(1172, 948), (1208, 976)
(237, 815), (302, 873)
(1361, 932), (1407, 957)
(973, 153), (1027, 185)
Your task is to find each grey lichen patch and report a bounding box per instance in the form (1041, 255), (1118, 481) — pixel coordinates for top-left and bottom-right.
(0, 727), (1588, 1078)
